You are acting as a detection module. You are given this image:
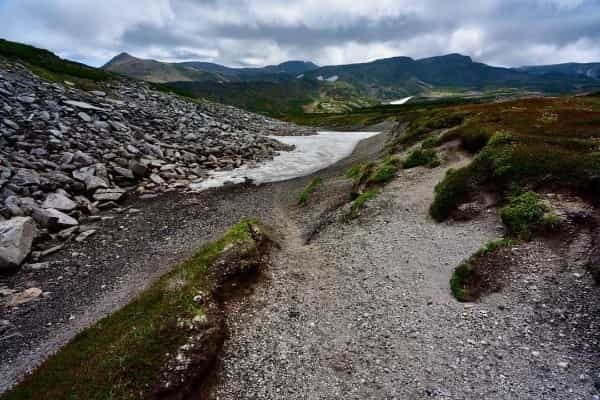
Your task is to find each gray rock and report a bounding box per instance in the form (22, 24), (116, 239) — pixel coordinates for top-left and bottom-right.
(42, 193), (77, 211)
(12, 169), (40, 186)
(64, 100), (104, 111)
(85, 175), (109, 191)
(3, 118), (19, 130)
(0, 217), (37, 270)
(17, 95), (35, 104)
(78, 112), (92, 122)
(75, 229), (96, 242)
(150, 173), (166, 185)
(31, 207), (78, 230)
(93, 188), (126, 202)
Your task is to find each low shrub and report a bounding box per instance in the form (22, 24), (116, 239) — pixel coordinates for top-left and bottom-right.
(429, 167), (472, 221)
(404, 148), (439, 169)
(500, 191), (547, 239)
(450, 264), (475, 302)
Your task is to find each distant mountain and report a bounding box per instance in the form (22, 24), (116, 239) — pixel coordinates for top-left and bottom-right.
(103, 51), (600, 116)
(300, 54), (600, 99)
(103, 52), (220, 83)
(103, 53), (318, 83)
(517, 62), (600, 80)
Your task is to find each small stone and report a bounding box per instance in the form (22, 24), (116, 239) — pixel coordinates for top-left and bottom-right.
(75, 229), (96, 242)
(558, 361), (569, 369)
(7, 287), (42, 306)
(78, 112), (92, 122)
(93, 188), (126, 202)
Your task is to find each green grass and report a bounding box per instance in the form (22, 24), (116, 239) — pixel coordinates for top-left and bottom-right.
(298, 177), (323, 207)
(350, 189), (379, 218)
(369, 156), (400, 184)
(403, 148), (440, 169)
(2, 221), (259, 400)
(500, 191), (547, 239)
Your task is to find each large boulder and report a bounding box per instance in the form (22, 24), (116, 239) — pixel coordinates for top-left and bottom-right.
(0, 217), (37, 270)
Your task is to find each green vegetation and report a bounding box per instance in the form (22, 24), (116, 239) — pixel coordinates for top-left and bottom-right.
(500, 191), (547, 239)
(403, 148), (440, 169)
(0, 38), (110, 82)
(298, 177), (323, 207)
(429, 168), (471, 221)
(370, 156), (401, 184)
(424, 95), (600, 223)
(450, 263), (475, 302)
(541, 211), (561, 231)
(350, 189), (379, 218)
(450, 239), (517, 302)
(3, 221), (260, 400)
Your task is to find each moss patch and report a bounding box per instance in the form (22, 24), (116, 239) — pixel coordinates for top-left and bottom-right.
(2, 220), (262, 400)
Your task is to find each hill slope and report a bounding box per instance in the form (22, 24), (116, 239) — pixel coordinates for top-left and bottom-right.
(518, 62), (600, 80)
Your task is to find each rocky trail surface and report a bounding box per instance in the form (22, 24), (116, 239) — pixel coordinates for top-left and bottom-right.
(209, 157), (600, 399)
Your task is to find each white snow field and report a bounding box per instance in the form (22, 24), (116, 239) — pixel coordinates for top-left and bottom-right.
(388, 96), (413, 105)
(189, 131), (379, 191)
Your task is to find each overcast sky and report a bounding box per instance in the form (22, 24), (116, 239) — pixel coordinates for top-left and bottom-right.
(0, 0), (599, 68)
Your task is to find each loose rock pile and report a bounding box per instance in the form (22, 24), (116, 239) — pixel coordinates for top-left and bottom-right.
(0, 59), (315, 271)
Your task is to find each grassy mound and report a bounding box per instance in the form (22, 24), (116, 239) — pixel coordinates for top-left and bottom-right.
(2, 221), (266, 400)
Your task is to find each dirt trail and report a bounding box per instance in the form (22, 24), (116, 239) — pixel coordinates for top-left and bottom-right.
(209, 156), (600, 399)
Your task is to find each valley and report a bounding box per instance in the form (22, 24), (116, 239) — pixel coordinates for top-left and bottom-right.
(1, 37), (600, 400)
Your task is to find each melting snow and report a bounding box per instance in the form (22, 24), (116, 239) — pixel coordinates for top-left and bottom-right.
(388, 96), (413, 105)
(189, 131), (379, 191)
(325, 75), (339, 82)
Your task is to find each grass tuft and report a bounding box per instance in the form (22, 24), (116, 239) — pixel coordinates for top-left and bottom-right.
(350, 189), (378, 218)
(403, 148), (440, 169)
(298, 178), (323, 207)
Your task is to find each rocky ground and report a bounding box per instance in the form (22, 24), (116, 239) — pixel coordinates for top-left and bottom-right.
(0, 58), (314, 275)
(209, 155), (600, 399)
(0, 124), (385, 393)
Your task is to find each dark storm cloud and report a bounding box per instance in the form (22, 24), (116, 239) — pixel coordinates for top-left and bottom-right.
(0, 0), (599, 68)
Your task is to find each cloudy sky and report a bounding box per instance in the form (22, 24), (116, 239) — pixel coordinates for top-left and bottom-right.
(0, 0), (599, 68)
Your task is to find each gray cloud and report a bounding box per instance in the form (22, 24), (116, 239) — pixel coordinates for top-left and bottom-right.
(0, 0), (599, 68)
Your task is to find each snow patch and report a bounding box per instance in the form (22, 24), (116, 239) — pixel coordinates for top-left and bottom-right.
(388, 96), (413, 105)
(325, 75), (339, 82)
(189, 131), (379, 191)
(316, 76), (324, 81)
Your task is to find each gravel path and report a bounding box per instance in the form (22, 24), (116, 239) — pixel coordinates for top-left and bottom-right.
(210, 158), (600, 399)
